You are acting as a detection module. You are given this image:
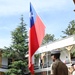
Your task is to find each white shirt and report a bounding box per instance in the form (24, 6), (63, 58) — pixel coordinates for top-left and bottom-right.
(50, 64), (53, 75)
(72, 71), (75, 75)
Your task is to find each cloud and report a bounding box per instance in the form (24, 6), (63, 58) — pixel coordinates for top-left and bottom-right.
(0, 37), (11, 48)
(0, 0), (73, 16)
(30, 0), (74, 12)
(0, 26), (10, 30)
(0, 23), (18, 31)
(0, 0), (74, 48)
(0, 0), (29, 16)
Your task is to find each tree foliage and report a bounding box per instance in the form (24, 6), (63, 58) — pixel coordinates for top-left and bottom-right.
(62, 20), (75, 57)
(5, 60), (27, 75)
(3, 16), (29, 75)
(62, 20), (75, 37)
(42, 33), (56, 45)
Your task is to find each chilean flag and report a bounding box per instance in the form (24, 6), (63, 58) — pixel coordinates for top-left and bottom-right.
(28, 3), (45, 74)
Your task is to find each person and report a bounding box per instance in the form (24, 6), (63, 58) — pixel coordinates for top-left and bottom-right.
(72, 64), (75, 75)
(68, 65), (73, 75)
(50, 50), (68, 75)
(40, 58), (43, 68)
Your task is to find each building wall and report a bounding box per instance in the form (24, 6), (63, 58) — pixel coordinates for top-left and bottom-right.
(0, 52), (2, 68)
(60, 50), (69, 62)
(0, 72), (4, 75)
(0, 51), (8, 75)
(2, 57), (8, 66)
(0, 52), (3, 75)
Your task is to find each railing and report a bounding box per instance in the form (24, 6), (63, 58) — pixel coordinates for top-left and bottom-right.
(34, 62), (51, 70)
(1, 65), (8, 69)
(0, 63), (51, 73)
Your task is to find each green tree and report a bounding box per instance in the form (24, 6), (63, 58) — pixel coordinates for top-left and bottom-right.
(62, 20), (75, 37)
(42, 33), (56, 45)
(62, 20), (75, 57)
(3, 16), (28, 75)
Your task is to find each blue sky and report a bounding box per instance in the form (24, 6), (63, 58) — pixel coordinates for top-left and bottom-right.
(0, 0), (75, 48)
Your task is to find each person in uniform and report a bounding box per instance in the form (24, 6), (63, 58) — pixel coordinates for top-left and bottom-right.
(50, 50), (68, 75)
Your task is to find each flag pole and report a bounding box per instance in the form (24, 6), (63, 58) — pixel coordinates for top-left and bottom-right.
(46, 52), (48, 75)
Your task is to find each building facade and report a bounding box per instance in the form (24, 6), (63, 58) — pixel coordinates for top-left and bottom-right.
(33, 35), (75, 75)
(0, 35), (75, 75)
(0, 50), (8, 75)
